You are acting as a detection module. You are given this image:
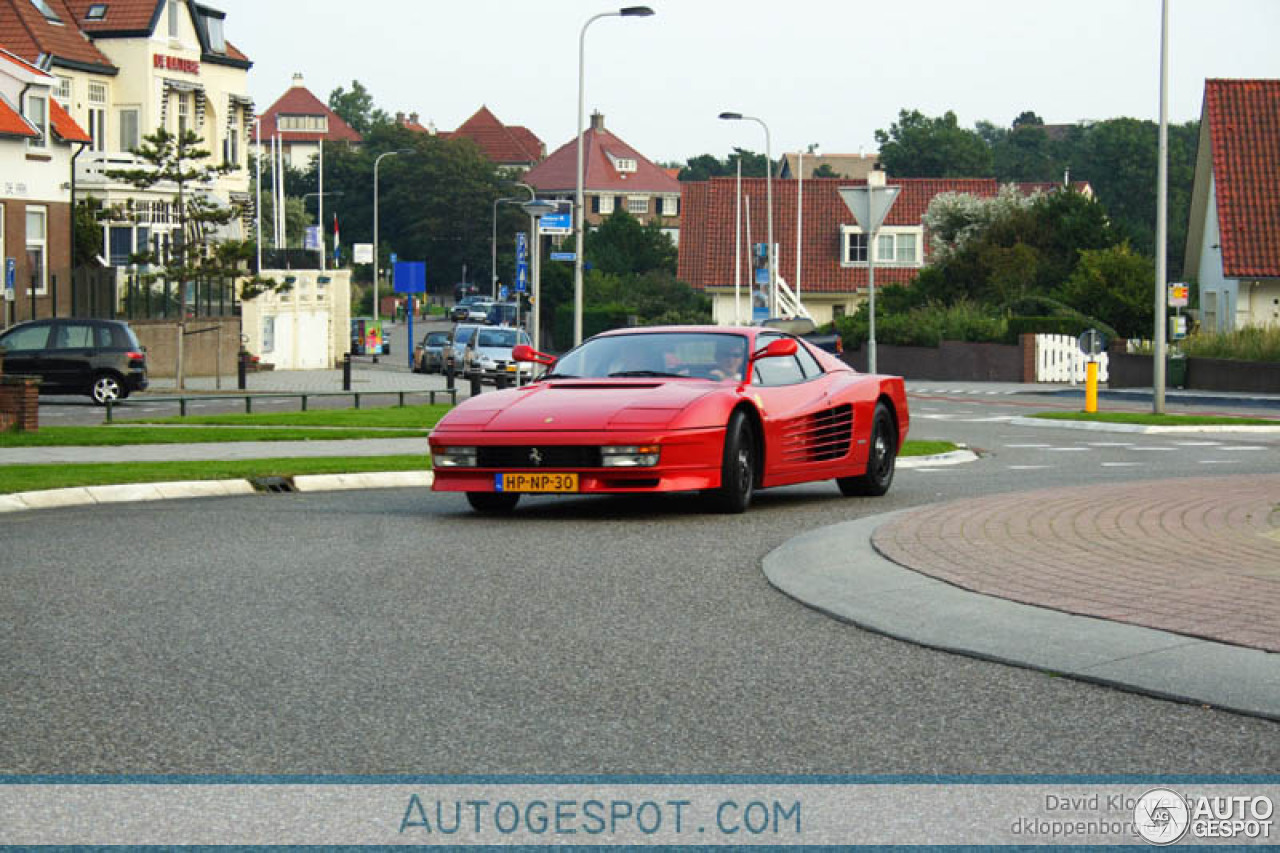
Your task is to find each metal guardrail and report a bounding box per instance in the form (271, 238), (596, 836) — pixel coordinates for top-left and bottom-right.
(103, 388), (459, 423)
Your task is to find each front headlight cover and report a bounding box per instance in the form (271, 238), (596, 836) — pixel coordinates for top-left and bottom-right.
(600, 445), (661, 467)
(434, 446), (478, 467)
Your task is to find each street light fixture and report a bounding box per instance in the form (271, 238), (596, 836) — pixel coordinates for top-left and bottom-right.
(719, 111), (774, 318)
(524, 197), (558, 353)
(574, 5), (655, 346)
(373, 148), (413, 336)
(491, 183), (535, 300)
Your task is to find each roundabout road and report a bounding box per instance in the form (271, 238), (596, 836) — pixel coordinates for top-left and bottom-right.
(2, 390), (1278, 775)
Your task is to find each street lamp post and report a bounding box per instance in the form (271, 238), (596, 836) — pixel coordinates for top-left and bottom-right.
(574, 5), (655, 346)
(1153, 0), (1170, 414)
(491, 196), (527, 300)
(720, 111), (774, 317)
(523, 198), (557, 353)
(373, 149), (412, 337)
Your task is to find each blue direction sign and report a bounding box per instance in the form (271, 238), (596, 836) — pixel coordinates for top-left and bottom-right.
(515, 262), (528, 293)
(550, 252), (576, 262)
(392, 260), (427, 294)
(4, 257), (14, 302)
(515, 232), (527, 264)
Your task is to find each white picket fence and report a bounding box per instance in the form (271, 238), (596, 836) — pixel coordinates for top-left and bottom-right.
(1035, 334), (1109, 383)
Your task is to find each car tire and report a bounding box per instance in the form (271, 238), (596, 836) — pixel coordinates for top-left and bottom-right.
(466, 492), (521, 514)
(90, 372), (127, 406)
(706, 410), (756, 514)
(838, 402), (897, 497)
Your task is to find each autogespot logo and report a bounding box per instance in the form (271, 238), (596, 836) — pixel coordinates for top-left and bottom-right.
(1135, 788), (1190, 845)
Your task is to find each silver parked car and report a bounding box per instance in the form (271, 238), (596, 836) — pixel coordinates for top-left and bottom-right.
(463, 326), (534, 384)
(413, 330), (452, 374)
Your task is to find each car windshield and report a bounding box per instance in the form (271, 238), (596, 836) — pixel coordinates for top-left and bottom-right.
(476, 328), (527, 348)
(454, 327), (477, 346)
(549, 332), (750, 380)
(426, 332), (450, 345)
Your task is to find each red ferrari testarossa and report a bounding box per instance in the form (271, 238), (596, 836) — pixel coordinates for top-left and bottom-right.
(429, 325), (909, 513)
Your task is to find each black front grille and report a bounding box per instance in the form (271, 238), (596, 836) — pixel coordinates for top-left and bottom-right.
(477, 446), (602, 468)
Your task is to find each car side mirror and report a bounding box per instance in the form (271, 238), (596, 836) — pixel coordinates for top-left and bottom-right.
(512, 344), (556, 366)
(754, 338), (799, 359)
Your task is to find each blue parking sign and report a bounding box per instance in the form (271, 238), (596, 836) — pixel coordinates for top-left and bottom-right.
(516, 232), (527, 264)
(515, 262), (528, 293)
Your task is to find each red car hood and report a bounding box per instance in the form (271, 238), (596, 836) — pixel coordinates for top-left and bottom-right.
(438, 379), (722, 432)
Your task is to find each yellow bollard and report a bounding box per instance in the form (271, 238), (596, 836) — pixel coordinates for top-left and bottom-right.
(1085, 360), (1099, 413)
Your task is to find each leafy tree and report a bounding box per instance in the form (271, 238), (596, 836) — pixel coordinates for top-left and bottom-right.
(874, 109), (992, 177)
(105, 127), (279, 298)
(677, 148), (770, 181)
(328, 79), (391, 136)
(583, 208), (676, 276)
(1060, 244), (1154, 338)
(811, 164), (840, 178)
(72, 196), (105, 267)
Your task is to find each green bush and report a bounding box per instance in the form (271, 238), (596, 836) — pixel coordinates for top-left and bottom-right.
(837, 300), (1007, 349)
(1006, 315), (1118, 341)
(1180, 325), (1280, 363)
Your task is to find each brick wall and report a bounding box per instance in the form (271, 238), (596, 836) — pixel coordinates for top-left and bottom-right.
(0, 376), (40, 432)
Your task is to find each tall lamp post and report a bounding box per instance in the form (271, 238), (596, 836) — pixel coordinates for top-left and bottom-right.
(524, 198), (558, 352)
(1153, 0), (1170, 414)
(491, 183), (534, 300)
(574, 5), (655, 346)
(719, 111), (774, 317)
(373, 149), (412, 334)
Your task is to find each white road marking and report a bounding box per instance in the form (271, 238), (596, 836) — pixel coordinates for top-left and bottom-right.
(1101, 462), (1144, 467)
(1174, 441), (1223, 447)
(1004, 443), (1052, 448)
(1047, 447), (1092, 452)
(1198, 459), (1240, 465)
(1008, 465), (1053, 470)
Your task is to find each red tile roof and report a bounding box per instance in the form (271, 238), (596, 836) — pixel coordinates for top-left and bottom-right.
(1205, 79), (1280, 278)
(0, 0), (116, 71)
(63, 0), (159, 33)
(678, 177), (1002, 294)
(435, 106), (543, 166)
(523, 114), (680, 195)
(0, 93), (38, 138)
(49, 94), (90, 142)
(252, 82), (362, 144)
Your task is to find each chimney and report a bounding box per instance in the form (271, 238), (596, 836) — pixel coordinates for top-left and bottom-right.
(590, 111), (605, 132)
(410, 112), (419, 125)
(291, 72), (304, 88)
(396, 112), (405, 124)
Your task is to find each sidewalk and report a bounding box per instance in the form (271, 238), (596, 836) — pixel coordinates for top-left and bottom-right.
(766, 473), (1280, 721)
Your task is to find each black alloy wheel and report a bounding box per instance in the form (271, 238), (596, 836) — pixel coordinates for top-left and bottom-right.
(838, 401), (897, 497)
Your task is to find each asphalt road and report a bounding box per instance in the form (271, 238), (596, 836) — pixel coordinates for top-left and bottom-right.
(2, 390), (1278, 775)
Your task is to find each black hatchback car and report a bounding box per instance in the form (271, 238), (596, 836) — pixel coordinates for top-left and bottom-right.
(0, 318), (148, 404)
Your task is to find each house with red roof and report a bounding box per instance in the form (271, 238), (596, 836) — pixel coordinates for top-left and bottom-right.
(0, 45), (92, 319)
(678, 175), (1004, 325)
(523, 111), (681, 244)
(253, 73), (362, 170)
(1, 0), (255, 287)
(425, 106), (544, 173)
(1185, 79), (1280, 332)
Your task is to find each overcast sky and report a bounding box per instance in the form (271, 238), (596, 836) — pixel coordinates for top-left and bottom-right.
(211, 0), (1280, 164)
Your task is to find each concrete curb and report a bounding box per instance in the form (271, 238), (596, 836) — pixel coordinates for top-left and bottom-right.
(763, 511), (1280, 721)
(897, 449), (979, 468)
(0, 472), (432, 513)
(1008, 416), (1280, 434)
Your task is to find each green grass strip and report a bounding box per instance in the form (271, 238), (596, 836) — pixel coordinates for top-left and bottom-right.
(0, 440), (954, 495)
(126, 403), (452, 429)
(0, 426), (430, 447)
(0, 456), (428, 494)
(1031, 411), (1278, 426)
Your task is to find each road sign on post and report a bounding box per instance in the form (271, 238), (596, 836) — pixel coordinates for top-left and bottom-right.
(353, 243), (373, 264)
(838, 177), (901, 375)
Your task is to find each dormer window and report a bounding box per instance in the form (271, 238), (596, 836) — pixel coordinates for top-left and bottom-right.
(30, 0), (61, 22)
(86, 4), (107, 20)
(202, 13), (226, 53)
(606, 151), (637, 174)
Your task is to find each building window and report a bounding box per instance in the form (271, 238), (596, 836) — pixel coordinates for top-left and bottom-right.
(118, 107), (140, 152)
(168, 0), (180, 37)
(597, 194), (614, 215)
(660, 196), (678, 217)
(176, 92), (189, 135)
(24, 94), (48, 150)
(86, 3), (107, 19)
(607, 153), (637, 173)
(224, 109), (239, 166)
(842, 227), (921, 266)
(54, 76), (72, 105)
(30, 0), (61, 21)
(843, 230), (867, 264)
(26, 207), (48, 295)
(277, 114), (327, 132)
(627, 197), (648, 215)
(203, 13), (226, 53)
(88, 82), (108, 153)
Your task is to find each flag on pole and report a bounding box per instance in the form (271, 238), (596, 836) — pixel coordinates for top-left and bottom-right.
(333, 213), (340, 263)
